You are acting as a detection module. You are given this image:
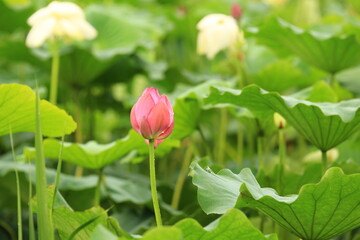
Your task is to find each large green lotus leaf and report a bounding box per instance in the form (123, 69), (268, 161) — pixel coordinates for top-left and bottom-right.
(255, 18), (360, 74)
(0, 83), (76, 137)
(191, 163), (360, 240)
(175, 208), (277, 240)
(204, 85), (360, 151)
(86, 4), (171, 60)
(25, 130), (178, 169)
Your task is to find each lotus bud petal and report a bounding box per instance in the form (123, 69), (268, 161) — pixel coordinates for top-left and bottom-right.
(274, 112), (286, 129)
(130, 88), (174, 147)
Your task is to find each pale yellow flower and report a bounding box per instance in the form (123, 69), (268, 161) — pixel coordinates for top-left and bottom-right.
(274, 112), (286, 129)
(196, 14), (243, 59)
(26, 1), (97, 48)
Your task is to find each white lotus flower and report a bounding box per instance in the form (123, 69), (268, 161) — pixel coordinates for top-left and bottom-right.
(196, 13), (243, 59)
(26, 1), (97, 48)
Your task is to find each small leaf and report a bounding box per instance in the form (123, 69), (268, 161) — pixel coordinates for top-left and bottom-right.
(191, 163), (360, 240)
(255, 18), (360, 73)
(205, 85), (360, 151)
(0, 83), (76, 137)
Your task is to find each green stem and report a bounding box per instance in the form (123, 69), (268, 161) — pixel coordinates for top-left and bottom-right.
(321, 150), (328, 175)
(277, 129), (286, 195)
(0, 220), (16, 240)
(257, 136), (264, 175)
(329, 73), (336, 88)
(52, 134), (65, 211)
(9, 125), (22, 240)
(35, 85), (54, 240)
(94, 168), (104, 206)
(149, 139), (162, 226)
(217, 108), (228, 166)
(197, 126), (213, 159)
(28, 161), (35, 240)
(236, 62), (248, 88)
(171, 145), (193, 209)
(50, 43), (60, 105)
(237, 120), (243, 168)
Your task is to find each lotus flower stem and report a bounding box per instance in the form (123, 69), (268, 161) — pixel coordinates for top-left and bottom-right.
(28, 160), (35, 240)
(52, 134), (65, 211)
(171, 144), (193, 209)
(321, 150), (328, 175)
(50, 43), (60, 105)
(329, 73), (336, 88)
(94, 168), (104, 206)
(236, 121), (244, 168)
(257, 136), (264, 174)
(217, 108), (228, 166)
(9, 125), (22, 240)
(277, 128), (286, 195)
(149, 139), (162, 226)
(35, 85), (54, 240)
(197, 126), (213, 159)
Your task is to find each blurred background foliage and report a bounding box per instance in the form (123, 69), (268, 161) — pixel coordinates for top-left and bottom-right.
(0, 0), (360, 239)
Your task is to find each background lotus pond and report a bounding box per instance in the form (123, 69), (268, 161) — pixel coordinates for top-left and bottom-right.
(0, 0), (360, 240)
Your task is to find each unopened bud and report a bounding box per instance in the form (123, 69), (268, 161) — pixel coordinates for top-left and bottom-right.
(274, 112), (286, 129)
(231, 3), (242, 20)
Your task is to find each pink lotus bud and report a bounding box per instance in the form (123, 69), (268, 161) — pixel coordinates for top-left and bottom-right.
(231, 3), (242, 20)
(130, 88), (174, 147)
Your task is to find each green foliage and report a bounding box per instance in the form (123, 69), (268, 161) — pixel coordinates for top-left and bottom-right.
(252, 59), (313, 92)
(0, 1), (360, 239)
(86, 4), (171, 60)
(93, 208), (277, 240)
(0, 83), (76, 137)
(191, 163), (360, 240)
(205, 85), (360, 151)
(24, 130), (179, 167)
(255, 18), (360, 74)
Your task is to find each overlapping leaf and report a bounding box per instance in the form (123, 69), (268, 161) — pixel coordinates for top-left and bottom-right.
(205, 85), (360, 151)
(191, 163), (360, 240)
(0, 83), (76, 137)
(25, 130), (179, 169)
(0, 161), (150, 207)
(91, 209), (277, 240)
(255, 18), (360, 73)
